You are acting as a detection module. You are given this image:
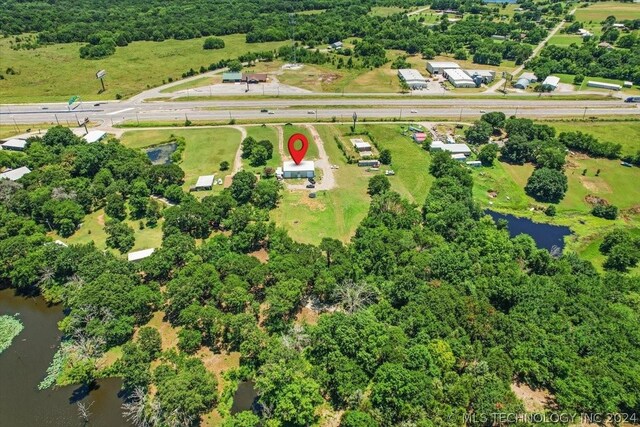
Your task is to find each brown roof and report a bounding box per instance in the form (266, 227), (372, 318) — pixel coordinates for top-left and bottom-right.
(241, 73), (267, 82)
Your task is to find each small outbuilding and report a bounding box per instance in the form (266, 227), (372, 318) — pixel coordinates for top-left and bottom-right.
(413, 132), (428, 143)
(513, 77), (532, 89)
(282, 160), (315, 178)
(465, 69), (496, 84)
(358, 159), (380, 168)
(426, 61), (460, 75)
(128, 248), (155, 262)
(193, 175), (215, 191)
(1, 138), (27, 151)
(466, 160), (482, 167)
(351, 138), (372, 152)
(83, 130), (106, 144)
(541, 75), (560, 91)
(222, 72), (242, 82)
(0, 166), (31, 181)
(451, 153), (467, 161)
(329, 41), (343, 50)
(623, 81), (633, 88)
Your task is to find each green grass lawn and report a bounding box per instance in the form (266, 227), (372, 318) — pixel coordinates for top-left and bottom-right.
(120, 127), (242, 192)
(0, 35), (288, 103)
(547, 33), (584, 47)
(52, 208), (165, 253)
(160, 76), (221, 94)
(573, 2), (640, 22)
(283, 125), (318, 160)
(242, 125), (281, 172)
(556, 73), (640, 95)
(541, 120), (640, 156)
(369, 6), (407, 16)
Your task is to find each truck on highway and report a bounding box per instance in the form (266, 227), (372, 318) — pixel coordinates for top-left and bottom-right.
(624, 97), (640, 103)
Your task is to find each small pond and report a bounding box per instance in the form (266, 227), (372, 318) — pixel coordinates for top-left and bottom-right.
(231, 381), (259, 415)
(486, 210), (572, 252)
(146, 142), (177, 165)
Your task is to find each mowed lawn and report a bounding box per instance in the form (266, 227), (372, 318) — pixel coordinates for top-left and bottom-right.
(573, 2), (640, 22)
(0, 35), (288, 103)
(271, 124), (371, 244)
(283, 125), (318, 159)
(541, 120), (640, 156)
(120, 127), (242, 192)
(242, 125), (281, 172)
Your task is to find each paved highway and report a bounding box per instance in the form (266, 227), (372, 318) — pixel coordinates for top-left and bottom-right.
(1, 98), (638, 125)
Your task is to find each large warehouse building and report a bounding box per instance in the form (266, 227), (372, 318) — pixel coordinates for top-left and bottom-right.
(397, 69), (428, 89)
(281, 161), (315, 179)
(426, 61), (460, 75)
(443, 69), (476, 88)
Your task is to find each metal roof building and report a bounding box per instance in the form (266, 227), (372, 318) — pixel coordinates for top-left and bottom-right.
(426, 61), (460, 74)
(128, 248), (155, 262)
(397, 69), (428, 89)
(443, 69), (476, 88)
(587, 81), (621, 91)
(1, 138), (27, 151)
(541, 75), (560, 90)
(282, 160), (315, 178)
(222, 72), (242, 82)
(465, 69), (496, 84)
(194, 175), (215, 190)
(83, 130), (106, 144)
(430, 141), (472, 155)
(513, 77), (531, 89)
(0, 166), (31, 181)
(351, 138), (372, 152)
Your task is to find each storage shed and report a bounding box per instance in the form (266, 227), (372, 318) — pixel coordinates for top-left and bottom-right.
(83, 130), (106, 144)
(127, 248), (155, 262)
(193, 175), (215, 191)
(1, 138), (27, 151)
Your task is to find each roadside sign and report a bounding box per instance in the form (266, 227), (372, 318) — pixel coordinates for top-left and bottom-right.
(68, 95), (79, 105)
(96, 70), (106, 79)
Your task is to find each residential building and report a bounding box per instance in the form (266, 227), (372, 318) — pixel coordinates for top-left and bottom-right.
(587, 81), (621, 91)
(397, 68), (428, 89)
(0, 166), (31, 181)
(443, 68), (476, 88)
(282, 160), (315, 178)
(426, 61), (460, 75)
(83, 130), (106, 144)
(222, 72), (242, 82)
(541, 75), (560, 91)
(1, 138), (27, 151)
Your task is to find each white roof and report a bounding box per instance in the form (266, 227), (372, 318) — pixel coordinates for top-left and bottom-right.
(0, 166), (31, 181)
(444, 68), (474, 82)
(398, 69), (427, 83)
(431, 141), (471, 153)
(283, 160), (315, 172)
(427, 61), (460, 69)
(520, 72), (537, 82)
(195, 175), (215, 187)
(54, 240), (68, 247)
(542, 76), (560, 86)
(2, 139), (27, 149)
(127, 248), (155, 262)
(451, 153), (467, 159)
(587, 81), (621, 90)
(83, 130), (106, 143)
(465, 69), (495, 77)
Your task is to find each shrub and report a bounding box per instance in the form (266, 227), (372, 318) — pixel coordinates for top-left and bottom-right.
(592, 203), (618, 220)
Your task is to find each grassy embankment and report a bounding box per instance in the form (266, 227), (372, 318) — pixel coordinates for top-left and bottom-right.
(0, 35), (288, 103)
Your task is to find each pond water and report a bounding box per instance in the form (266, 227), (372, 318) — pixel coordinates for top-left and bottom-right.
(230, 381), (258, 415)
(486, 210), (572, 252)
(146, 142), (177, 165)
(0, 288), (130, 427)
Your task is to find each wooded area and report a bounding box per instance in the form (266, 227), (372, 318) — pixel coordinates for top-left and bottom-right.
(1, 125), (639, 425)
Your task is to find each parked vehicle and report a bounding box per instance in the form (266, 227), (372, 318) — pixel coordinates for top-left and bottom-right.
(260, 109), (268, 113)
(306, 184), (315, 189)
(308, 178), (316, 184)
(624, 97), (640, 103)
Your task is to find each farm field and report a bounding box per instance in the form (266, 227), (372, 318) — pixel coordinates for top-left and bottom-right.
(120, 127), (242, 192)
(573, 2), (640, 22)
(0, 35), (288, 103)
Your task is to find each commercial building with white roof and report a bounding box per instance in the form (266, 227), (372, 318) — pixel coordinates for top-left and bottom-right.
(1, 139), (27, 151)
(430, 141), (472, 155)
(193, 175), (215, 190)
(397, 69), (428, 89)
(541, 75), (560, 90)
(0, 166), (31, 181)
(464, 69), (496, 84)
(443, 69), (476, 88)
(83, 130), (107, 143)
(587, 81), (621, 91)
(128, 248), (155, 262)
(426, 61), (460, 74)
(282, 160), (315, 178)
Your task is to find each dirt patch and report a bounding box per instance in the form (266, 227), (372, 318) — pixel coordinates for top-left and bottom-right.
(584, 194), (609, 206)
(579, 177), (612, 193)
(319, 73), (340, 84)
(195, 348), (240, 393)
(487, 190), (498, 198)
(249, 248), (269, 263)
(96, 214), (105, 226)
(624, 205), (640, 215)
(223, 175), (233, 188)
(510, 382), (555, 412)
(568, 151), (590, 160)
(143, 311), (180, 351)
(295, 306), (319, 326)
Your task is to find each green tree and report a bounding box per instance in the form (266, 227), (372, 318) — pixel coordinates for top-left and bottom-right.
(340, 411), (379, 427)
(465, 120), (493, 145)
(368, 175), (391, 196)
(379, 149), (392, 165)
(220, 160), (230, 171)
(525, 167), (568, 203)
(104, 219), (135, 253)
(227, 59), (243, 72)
(229, 171), (257, 204)
(105, 192), (127, 220)
(249, 145), (269, 167)
(137, 327), (161, 360)
(252, 180), (281, 209)
(203, 37), (225, 49)
(478, 143), (499, 166)
(480, 111), (506, 130)
(178, 328), (202, 354)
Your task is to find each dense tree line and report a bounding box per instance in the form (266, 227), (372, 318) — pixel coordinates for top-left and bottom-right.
(2, 126), (639, 425)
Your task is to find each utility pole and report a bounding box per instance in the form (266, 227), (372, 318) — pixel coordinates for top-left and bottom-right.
(315, 110), (318, 121)
(514, 106), (518, 118)
(54, 114), (60, 126)
(583, 107), (587, 119)
(459, 108), (463, 121)
(400, 108), (403, 120)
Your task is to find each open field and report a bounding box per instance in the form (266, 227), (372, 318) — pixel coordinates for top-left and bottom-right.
(555, 74), (640, 96)
(0, 35), (288, 103)
(573, 2), (640, 22)
(120, 127), (242, 191)
(540, 120), (640, 156)
(242, 125), (281, 172)
(369, 6), (408, 16)
(283, 125), (318, 159)
(52, 208), (165, 252)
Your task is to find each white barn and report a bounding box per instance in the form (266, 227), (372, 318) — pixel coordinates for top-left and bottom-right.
(193, 175), (215, 191)
(0, 166), (31, 181)
(282, 160), (315, 179)
(430, 141), (472, 155)
(1, 139), (27, 151)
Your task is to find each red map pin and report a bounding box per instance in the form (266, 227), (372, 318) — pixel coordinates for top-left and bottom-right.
(287, 133), (309, 165)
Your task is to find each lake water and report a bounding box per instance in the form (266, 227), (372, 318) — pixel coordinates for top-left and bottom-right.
(486, 210), (572, 252)
(0, 288), (130, 427)
(146, 142), (177, 165)
(230, 381), (258, 415)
